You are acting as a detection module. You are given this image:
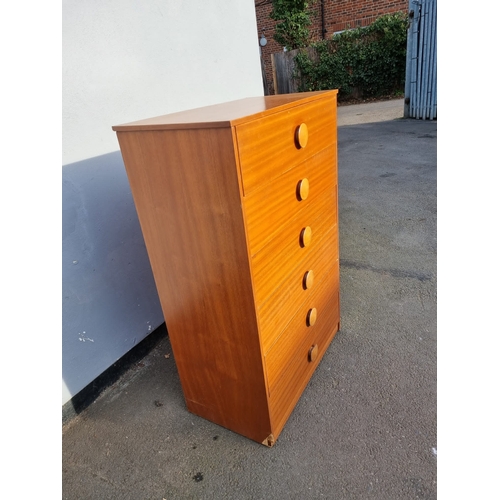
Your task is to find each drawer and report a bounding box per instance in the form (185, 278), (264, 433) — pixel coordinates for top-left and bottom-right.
(265, 267), (340, 432)
(252, 197), (337, 326)
(258, 226), (338, 355)
(236, 96), (336, 195)
(243, 147), (337, 257)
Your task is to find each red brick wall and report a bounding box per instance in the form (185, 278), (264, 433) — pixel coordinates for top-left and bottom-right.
(255, 0), (408, 95)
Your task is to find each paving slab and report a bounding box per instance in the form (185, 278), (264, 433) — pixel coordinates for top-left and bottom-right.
(63, 102), (436, 500)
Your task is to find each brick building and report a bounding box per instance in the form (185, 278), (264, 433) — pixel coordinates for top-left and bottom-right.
(255, 0), (408, 95)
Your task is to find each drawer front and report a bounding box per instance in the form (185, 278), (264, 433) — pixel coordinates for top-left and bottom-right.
(258, 225), (338, 355)
(265, 267), (340, 432)
(243, 147), (337, 257)
(236, 96), (336, 195)
(252, 188), (337, 311)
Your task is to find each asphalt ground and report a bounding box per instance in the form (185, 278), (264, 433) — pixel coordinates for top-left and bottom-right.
(62, 99), (437, 499)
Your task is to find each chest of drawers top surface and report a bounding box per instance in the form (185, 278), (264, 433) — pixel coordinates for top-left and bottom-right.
(112, 90), (337, 131)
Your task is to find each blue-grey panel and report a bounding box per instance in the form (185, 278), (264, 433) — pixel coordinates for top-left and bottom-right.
(62, 151), (164, 403)
(404, 0), (437, 120)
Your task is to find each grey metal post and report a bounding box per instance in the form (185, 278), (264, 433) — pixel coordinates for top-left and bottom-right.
(404, 0), (414, 118)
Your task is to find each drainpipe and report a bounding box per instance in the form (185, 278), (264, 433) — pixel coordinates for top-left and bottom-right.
(321, 0), (326, 39)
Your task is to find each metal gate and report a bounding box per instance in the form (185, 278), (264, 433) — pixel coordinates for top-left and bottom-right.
(404, 0), (437, 119)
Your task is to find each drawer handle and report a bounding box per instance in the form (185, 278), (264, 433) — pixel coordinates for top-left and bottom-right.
(300, 226), (312, 247)
(297, 178), (310, 201)
(303, 270), (314, 289)
(308, 344), (318, 362)
(295, 123), (309, 149)
(306, 307), (317, 327)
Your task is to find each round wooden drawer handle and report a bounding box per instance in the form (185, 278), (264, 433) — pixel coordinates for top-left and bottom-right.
(295, 123), (309, 149)
(303, 270), (314, 289)
(308, 344), (318, 362)
(300, 226), (312, 247)
(297, 178), (310, 201)
(306, 307), (317, 327)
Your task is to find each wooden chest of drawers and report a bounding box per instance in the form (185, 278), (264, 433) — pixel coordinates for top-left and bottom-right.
(112, 90), (340, 446)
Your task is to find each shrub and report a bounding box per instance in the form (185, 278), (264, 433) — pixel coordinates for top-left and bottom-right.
(294, 12), (409, 99)
(270, 0), (315, 50)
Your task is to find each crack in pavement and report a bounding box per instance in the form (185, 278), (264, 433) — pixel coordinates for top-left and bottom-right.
(340, 259), (432, 282)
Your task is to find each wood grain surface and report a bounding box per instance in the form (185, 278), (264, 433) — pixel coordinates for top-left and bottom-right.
(250, 188), (337, 311)
(112, 90), (336, 132)
(112, 90), (339, 446)
(257, 226), (338, 355)
(236, 96), (336, 194)
(115, 127), (272, 443)
(266, 266), (340, 435)
(243, 146), (337, 257)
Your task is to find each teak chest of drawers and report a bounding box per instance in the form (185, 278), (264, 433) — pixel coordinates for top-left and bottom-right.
(112, 90), (340, 446)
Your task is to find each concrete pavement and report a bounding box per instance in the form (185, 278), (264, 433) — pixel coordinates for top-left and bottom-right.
(62, 98), (436, 499)
(337, 98), (404, 126)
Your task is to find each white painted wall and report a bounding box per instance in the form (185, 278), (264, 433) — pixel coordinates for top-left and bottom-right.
(62, 0), (264, 405)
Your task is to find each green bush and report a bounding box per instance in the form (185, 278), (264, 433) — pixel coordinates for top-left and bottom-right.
(270, 0), (315, 50)
(294, 12), (409, 99)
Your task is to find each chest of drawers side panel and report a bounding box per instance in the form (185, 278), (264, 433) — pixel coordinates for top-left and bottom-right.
(115, 127), (272, 443)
